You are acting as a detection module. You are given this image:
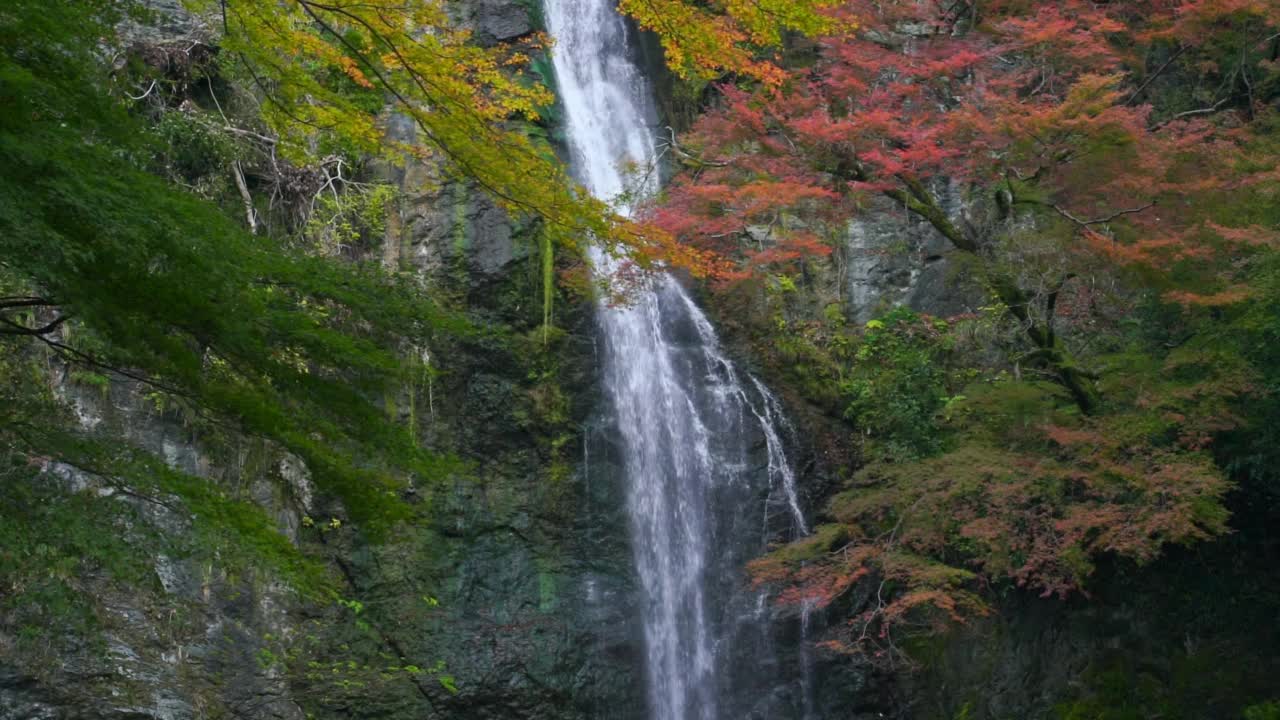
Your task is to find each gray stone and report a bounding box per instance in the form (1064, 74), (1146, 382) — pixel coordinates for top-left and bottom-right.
(841, 183), (982, 324)
(471, 0), (535, 45)
(119, 0), (213, 47)
(0, 669), (60, 720)
(470, 200), (518, 275)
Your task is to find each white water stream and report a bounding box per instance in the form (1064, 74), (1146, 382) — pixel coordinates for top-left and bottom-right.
(543, 1), (809, 717)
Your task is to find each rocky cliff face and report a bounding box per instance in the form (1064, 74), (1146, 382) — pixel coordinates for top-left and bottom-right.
(0, 375), (313, 720)
(347, 170), (648, 720)
(0, 3), (648, 719)
(841, 188), (982, 326)
(0, 204), (642, 720)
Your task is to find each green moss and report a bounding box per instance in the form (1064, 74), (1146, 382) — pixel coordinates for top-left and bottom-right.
(946, 380), (1067, 444)
(762, 523), (849, 566)
(451, 182), (471, 254)
(536, 562), (558, 612)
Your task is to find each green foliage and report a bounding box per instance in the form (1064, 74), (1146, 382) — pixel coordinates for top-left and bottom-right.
(1, 387), (331, 591)
(761, 524), (849, 566)
(770, 320), (849, 411)
(1054, 654), (1279, 720)
(1218, 254), (1280, 501)
(751, 300), (1242, 659)
(195, 0), (667, 269)
(0, 461), (155, 639)
(0, 358), (331, 641)
(1245, 702), (1280, 720)
(540, 230), (554, 344)
(153, 110), (239, 185)
(841, 308), (961, 460)
(0, 9), (529, 703)
(0, 0), (469, 535)
(947, 380), (1067, 445)
(304, 181), (399, 257)
(251, 613), (457, 713)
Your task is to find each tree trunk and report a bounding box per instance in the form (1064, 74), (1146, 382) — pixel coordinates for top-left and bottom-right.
(883, 181), (1101, 415)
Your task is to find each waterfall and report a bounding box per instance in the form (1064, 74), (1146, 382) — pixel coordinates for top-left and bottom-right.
(543, 1), (809, 717)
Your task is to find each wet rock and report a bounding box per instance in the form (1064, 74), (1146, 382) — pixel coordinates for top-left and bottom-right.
(470, 200), (518, 275)
(844, 185), (982, 324)
(469, 0), (536, 45)
(0, 669), (59, 720)
(401, 181), (529, 280)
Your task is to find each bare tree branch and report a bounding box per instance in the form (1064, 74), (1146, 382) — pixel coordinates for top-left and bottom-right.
(1126, 45), (1188, 106)
(1051, 201), (1155, 228)
(0, 314), (71, 336)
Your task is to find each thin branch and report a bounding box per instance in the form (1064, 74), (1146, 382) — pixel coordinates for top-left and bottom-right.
(1169, 96), (1232, 123)
(0, 296), (56, 310)
(222, 125), (279, 146)
(0, 314), (71, 336)
(7, 426), (186, 513)
(31, 335), (195, 401)
(660, 126), (729, 167)
(233, 160), (258, 234)
(1051, 201), (1154, 228)
(126, 79), (159, 101)
(1126, 45), (1187, 106)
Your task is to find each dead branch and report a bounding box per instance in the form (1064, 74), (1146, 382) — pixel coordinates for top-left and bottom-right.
(1051, 202), (1155, 228)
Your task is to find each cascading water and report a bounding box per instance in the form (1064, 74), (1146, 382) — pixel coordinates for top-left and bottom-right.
(543, 1), (811, 717)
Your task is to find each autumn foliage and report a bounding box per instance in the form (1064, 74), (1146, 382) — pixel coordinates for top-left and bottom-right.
(649, 0), (1280, 296)
(618, 0), (841, 82)
(746, 311), (1251, 661)
(655, 3), (1280, 658)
